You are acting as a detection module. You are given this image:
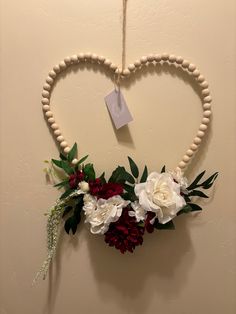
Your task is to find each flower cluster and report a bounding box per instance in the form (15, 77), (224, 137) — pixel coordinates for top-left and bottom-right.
(48, 143), (218, 254)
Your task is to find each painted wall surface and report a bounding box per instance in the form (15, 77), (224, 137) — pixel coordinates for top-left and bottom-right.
(0, 1), (236, 313)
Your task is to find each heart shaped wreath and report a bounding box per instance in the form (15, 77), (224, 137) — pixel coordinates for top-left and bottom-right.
(35, 52), (218, 282)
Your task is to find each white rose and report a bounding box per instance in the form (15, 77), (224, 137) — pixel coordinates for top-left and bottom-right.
(129, 201), (146, 222)
(169, 168), (188, 193)
(83, 195), (130, 235)
(134, 172), (186, 224)
(78, 181), (90, 193)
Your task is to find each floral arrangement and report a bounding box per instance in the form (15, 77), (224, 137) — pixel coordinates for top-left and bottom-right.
(35, 143), (218, 281)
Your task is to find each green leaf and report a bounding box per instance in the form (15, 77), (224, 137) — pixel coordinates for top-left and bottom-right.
(161, 165), (166, 173)
(61, 161), (74, 175)
(64, 216), (78, 235)
(187, 171), (206, 190)
(68, 143), (78, 162)
(188, 190), (209, 198)
(140, 165), (148, 183)
(62, 206), (73, 217)
(109, 166), (127, 183)
(124, 171), (135, 184)
(154, 220), (175, 230)
(188, 203), (202, 212)
(51, 159), (63, 168)
(128, 157), (139, 178)
(60, 189), (73, 200)
(123, 183), (134, 194)
(60, 153), (67, 161)
(177, 204), (192, 215)
(99, 172), (106, 184)
(54, 180), (69, 189)
(77, 154), (89, 165)
(202, 172), (218, 189)
(83, 163), (96, 180)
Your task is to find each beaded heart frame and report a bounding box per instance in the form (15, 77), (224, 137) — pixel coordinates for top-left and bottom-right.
(35, 52), (217, 282)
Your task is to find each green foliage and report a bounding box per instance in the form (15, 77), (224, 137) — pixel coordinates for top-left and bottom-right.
(128, 157), (139, 178)
(60, 189), (73, 200)
(187, 171), (218, 191)
(83, 163), (96, 180)
(77, 155), (89, 166)
(51, 159), (74, 175)
(177, 203), (202, 216)
(154, 220), (175, 230)
(140, 165), (148, 183)
(54, 180), (69, 189)
(64, 195), (84, 235)
(161, 165), (166, 173)
(68, 143), (78, 162)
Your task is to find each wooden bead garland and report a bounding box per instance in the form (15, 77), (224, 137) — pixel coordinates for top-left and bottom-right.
(42, 53), (212, 169)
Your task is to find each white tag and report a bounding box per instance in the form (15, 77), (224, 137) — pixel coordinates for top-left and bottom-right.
(105, 89), (133, 129)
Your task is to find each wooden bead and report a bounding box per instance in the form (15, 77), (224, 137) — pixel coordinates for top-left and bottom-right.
(188, 63), (196, 72)
(186, 149), (194, 157)
(194, 137), (202, 144)
(123, 69), (130, 76)
(60, 141), (68, 148)
(43, 105), (50, 111)
(91, 54), (98, 61)
(46, 76), (54, 84)
(53, 65), (60, 73)
(197, 130), (205, 138)
(147, 54), (155, 62)
(110, 63), (117, 71)
(78, 53), (85, 60)
(64, 56), (72, 64)
(183, 155), (190, 162)
(154, 54), (161, 62)
(202, 117), (210, 124)
(85, 52), (92, 59)
(197, 75), (205, 82)
(202, 89), (210, 96)
(71, 54), (78, 62)
(190, 143), (198, 151)
(134, 60), (141, 67)
(203, 110), (211, 117)
(45, 111), (53, 117)
(64, 147), (71, 154)
(57, 136), (64, 142)
(169, 55), (176, 62)
(42, 98), (49, 105)
(199, 124), (208, 131)
(140, 56), (148, 64)
(43, 83), (51, 91)
(200, 81), (209, 88)
(182, 60), (190, 68)
(49, 70), (56, 78)
(72, 158), (79, 165)
(176, 56), (183, 64)
(59, 61), (66, 69)
(203, 103), (211, 110)
(128, 64), (135, 71)
(115, 68), (122, 75)
(178, 161), (187, 169)
(161, 53), (169, 61)
(51, 123), (59, 130)
(193, 69), (200, 77)
(42, 90), (49, 98)
(204, 95), (212, 103)
(48, 117), (55, 124)
(54, 129), (61, 136)
(98, 55), (105, 62)
(104, 59), (112, 66)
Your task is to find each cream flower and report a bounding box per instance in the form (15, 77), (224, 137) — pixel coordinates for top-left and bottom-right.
(78, 181), (90, 193)
(129, 201), (146, 222)
(134, 172), (186, 224)
(169, 168), (188, 193)
(83, 194), (130, 235)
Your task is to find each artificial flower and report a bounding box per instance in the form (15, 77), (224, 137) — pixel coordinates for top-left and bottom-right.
(78, 181), (89, 193)
(69, 170), (85, 189)
(104, 207), (145, 253)
(169, 168), (188, 193)
(134, 172), (186, 224)
(129, 201), (146, 222)
(83, 195), (129, 234)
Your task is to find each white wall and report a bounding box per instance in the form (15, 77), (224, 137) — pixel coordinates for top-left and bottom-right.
(0, 1), (236, 313)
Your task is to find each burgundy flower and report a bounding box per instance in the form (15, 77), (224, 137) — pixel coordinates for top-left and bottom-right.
(104, 208), (145, 253)
(69, 171), (85, 189)
(89, 180), (123, 200)
(98, 182), (123, 200)
(145, 211), (156, 233)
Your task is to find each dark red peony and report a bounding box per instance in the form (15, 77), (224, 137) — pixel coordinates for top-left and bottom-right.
(89, 179), (123, 200)
(104, 207), (145, 253)
(145, 211), (156, 233)
(69, 171), (85, 189)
